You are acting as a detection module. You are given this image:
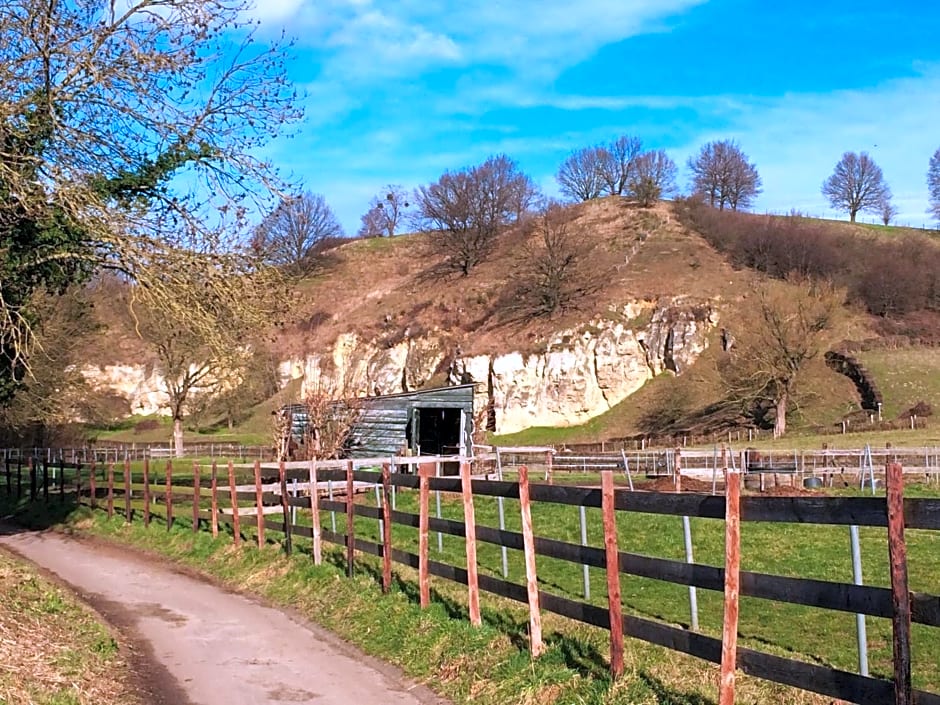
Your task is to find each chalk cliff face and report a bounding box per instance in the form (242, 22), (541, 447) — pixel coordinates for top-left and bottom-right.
(283, 298), (717, 435)
(82, 298), (716, 434)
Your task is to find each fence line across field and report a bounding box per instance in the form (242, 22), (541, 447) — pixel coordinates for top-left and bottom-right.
(8, 451), (940, 705)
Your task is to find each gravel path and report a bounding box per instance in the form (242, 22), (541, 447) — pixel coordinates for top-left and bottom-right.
(0, 530), (446, 705)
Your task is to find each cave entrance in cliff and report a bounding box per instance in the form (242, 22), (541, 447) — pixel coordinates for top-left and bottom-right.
(412, 407), (463, 474)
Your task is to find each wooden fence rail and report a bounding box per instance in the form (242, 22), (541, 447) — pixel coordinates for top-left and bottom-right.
(7, 455), (940, 705)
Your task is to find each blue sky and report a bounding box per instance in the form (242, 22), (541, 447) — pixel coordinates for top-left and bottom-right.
(248, 0), (940, 233)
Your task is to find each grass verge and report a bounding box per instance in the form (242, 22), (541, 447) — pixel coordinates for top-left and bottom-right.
(0, 547), (136, 705)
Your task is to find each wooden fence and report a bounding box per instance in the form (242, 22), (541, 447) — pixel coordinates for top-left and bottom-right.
(4, 454), (940, 705)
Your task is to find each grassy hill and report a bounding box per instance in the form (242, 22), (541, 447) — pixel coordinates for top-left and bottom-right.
(86, 198), (940, 448)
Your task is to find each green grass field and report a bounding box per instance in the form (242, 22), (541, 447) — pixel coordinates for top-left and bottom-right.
(858, 347), (940, 421)
(4, 473), (939, 705)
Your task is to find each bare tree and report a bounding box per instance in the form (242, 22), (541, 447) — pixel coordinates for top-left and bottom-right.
(928, 147), (940, 223)
(358, 185), (411, 238)
(555, 146), (606, 202)
(597, 135), (643, 196)
(416, 154), (538, 275)
(0, 0), (299, 404)
(822, 151), (890, 223)
(628, 150), (678, 207)
(879, 194), (898, 226)
(719, 280), (841, 438)
(252, 193), (344, 276)
(510, 204), (594, 316)
(688, 140), (762, 211)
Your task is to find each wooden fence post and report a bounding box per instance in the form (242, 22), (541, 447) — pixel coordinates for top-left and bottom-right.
(886, 461), (912, 705)
(518, 465), (544, 658)
(59, 457), (65, 503)
(165, 460), (173, 531)
(192, 462), (201, 532)
(123, 457), (132, 522)
(674, 447), (682, 492)
(87, 460), (95, 509)
(142, 457), (151, 528)
(16, 458), (22, 500)
(545, 450), (553, 484)
(719, 450), (742, 705)
(460, 461), (482, 627)
(254, 459), (265, 548)
(4, 458), (9, 497)
(346, 460), (355, 578)
(210, 461), (219, 539)
(308, 460), (321, 565)
(601, 470), (624, 679)
(418, 462), (432, 608)
(279, 460), (292, 556)
(106, 461), (114, 518)
(75, 462), (82, 505)
(42, 459), (49, 503)
(381, 463), (393, 594)
(227, 460), (240, 548)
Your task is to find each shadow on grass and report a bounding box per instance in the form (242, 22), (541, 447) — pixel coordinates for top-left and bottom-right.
(639, 672), (715, 705)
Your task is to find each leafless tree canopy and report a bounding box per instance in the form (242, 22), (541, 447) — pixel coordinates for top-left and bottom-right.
(555, 135), (643, 202)
(718, 280), (841, 438)
(252, 192), (344, 275)
(629, 150), (678, 207)
(596, 135), (643, 196)
(928, 147), (940, 223)
(879, 194), (898, 226)
(0, 0), (299, 391)
(556, 146), (605, 202)
(821, 151), (890, 223)
(358, 185), (410, 238)
(416, 154), (538, 275)
(687, 140), (762, 211)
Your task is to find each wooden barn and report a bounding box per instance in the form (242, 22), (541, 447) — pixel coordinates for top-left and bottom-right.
(280, 384), (476, 465)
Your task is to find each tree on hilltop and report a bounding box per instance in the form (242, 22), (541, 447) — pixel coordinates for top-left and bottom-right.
(928, 147), (940, 223)
(556, 146), (606, 202)
(416, 154), (539, 275)
(252, 193), (344, 276)
(629, 150), (678, 207)
(358, 185), (410, 238)
(688, 140), (762, 211)
(822, 151), (890, 223)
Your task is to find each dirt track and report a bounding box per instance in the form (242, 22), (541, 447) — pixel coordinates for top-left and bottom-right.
(0, 530), (447, 705)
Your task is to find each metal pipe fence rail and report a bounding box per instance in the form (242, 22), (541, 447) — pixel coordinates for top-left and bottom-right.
(7, 453), (939, 705)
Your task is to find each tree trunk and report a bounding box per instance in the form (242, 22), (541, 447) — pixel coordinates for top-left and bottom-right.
(773, 392), (787, 439)
(850, 210), (857, 223)
(173, 417), (184, 457)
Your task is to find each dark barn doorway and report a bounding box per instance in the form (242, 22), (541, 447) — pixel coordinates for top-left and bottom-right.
(413, 407), (462, 456)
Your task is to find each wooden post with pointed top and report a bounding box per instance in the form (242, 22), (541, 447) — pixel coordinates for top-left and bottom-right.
(106, 461), (114, 518)
(460, 461), (482, 626)
(279, 460), (292, 556)
(674, 447), (682, 492)
(254, 459), (265, 548)
(719, 447), (741, 705)
(123, 457), (132, 522)
(518, 465), (544, 657)
(88, 459), (95, 509)
(418, 462), (432, 608)
(308, 460), (321, 565)
(381, 462), (393, 594)
(601, 470), (623, 678)
(192, 461), (201, 532)
(886, 461), (912, 705)
(210, 460), (219, 538)
(346, 460), (355, 578)
(142, 457), (151, 528)
(165, 460), (173, 530)
(227, 460), (240, 547)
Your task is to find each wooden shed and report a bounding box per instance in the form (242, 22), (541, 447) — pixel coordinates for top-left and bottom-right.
(346, 384), (475, 460)
(280, 384), (476, 466)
